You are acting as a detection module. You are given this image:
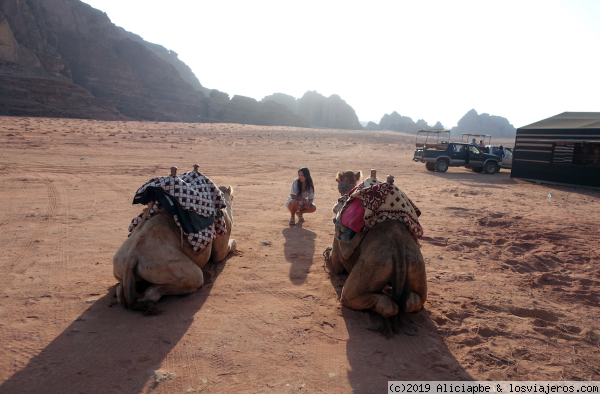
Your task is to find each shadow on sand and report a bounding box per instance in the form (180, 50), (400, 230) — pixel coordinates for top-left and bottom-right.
(282, 223), (316, 285)
(0, 258), (231, 394)
(324, 258), (473, 392)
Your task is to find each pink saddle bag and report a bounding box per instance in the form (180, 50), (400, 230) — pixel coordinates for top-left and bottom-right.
(341, 198), (366, 233)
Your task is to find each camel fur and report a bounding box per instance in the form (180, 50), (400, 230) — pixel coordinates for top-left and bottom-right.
(113, 186), (236, 313)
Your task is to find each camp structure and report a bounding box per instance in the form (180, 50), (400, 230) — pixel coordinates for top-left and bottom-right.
(511, 112), (600, 188)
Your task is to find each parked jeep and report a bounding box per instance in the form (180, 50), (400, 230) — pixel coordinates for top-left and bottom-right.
(413, 129), (451, 162)
(420, 142), (503, 174)
(485, 145), (514, 170)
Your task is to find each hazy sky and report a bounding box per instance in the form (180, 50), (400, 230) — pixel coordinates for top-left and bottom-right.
(82, 0), (600, 128)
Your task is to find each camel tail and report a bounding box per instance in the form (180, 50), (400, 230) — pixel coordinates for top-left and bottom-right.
(385, 249), (411, 337)
(121, 254), (139, 310)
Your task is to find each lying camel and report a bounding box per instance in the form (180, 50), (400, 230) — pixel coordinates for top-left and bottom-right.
(113, 186), (236, 313)
(326, 170), (427, 334)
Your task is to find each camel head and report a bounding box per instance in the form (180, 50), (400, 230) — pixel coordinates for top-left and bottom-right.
(218, 185), (233, 201)
(335, 170), (362, 195)
(218, 185), (234, 224)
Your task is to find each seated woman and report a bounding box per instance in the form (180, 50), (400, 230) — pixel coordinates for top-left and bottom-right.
(286, 168), (316, 225)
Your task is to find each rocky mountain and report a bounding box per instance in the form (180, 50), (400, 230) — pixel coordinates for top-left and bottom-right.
(261, 91), (363, 130)
(0, 0), (213, 121)
(372, 111), (444, 134)
(365, 121), (378, 131)
(0, 0), (361, 129)
(451, 109), (516, 139)
(261, 93), (298, 114)
(208, 90), (307, 127)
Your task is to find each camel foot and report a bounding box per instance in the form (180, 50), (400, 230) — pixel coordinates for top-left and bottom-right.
(404, 292), (424, 313)
(116, 283), (124, 305)
(229, 239), (237, 253)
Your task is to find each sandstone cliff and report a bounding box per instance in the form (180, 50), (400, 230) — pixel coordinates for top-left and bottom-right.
(0, 0), (208, 121)
(261, 91), (363, 130)
(117, 28), (210, 96)
(451, 109), (516, 139)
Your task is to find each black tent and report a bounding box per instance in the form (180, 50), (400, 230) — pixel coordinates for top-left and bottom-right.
(511, 112), (600, 188)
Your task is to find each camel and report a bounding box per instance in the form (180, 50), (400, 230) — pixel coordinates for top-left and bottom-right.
(113, 186), (236, 313)
(326, 170), (427, 334)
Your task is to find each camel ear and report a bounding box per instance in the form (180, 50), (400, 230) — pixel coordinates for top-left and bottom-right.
(335, 172), (341, 183)
(227, 186), (232, 195)
(355, 171), (362, 181)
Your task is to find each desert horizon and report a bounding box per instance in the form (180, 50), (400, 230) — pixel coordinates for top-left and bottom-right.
(0, 116), (598, 392)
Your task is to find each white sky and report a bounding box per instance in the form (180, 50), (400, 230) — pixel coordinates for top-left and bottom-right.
(82, 0), (600, 128)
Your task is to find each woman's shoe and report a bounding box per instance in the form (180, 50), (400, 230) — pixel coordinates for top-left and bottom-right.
(297, 215), (305, 222)
(289, 217), (295, 225)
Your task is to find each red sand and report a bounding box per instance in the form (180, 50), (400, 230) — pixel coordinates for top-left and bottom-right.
(0, 117), (599, 393)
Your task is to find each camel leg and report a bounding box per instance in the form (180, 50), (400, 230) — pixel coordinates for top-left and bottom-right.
(211, 211), (236, 263)
(211, 238), (237, 263)
(327, 239), (345, 274)
(405, 259), (428, 313)
(135, 253), (204, 305)
(340, 260), (398, 317)
(139, 281), (202, 303)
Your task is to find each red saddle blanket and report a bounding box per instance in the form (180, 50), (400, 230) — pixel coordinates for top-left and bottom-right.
(340, 198), (366, 233)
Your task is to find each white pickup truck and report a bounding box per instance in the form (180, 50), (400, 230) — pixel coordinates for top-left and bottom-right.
(484, 145), (514, 170)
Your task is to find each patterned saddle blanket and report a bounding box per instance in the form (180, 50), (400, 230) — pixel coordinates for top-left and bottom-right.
(128, 170), (227, 253)
(335, 179), (423, 242)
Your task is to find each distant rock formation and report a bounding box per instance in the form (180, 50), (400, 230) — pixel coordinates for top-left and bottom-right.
(451, 109), (516, 139)
(365, 121), (378, 131)
(375, 111), (444, 134)
(261, 93), (298, 114)
(431, 121), (444, 129)
(209, 91), (307, 127)
(261, 91), (362, 130)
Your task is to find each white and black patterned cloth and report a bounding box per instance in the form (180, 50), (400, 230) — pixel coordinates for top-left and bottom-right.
(128, 171), (227, 253)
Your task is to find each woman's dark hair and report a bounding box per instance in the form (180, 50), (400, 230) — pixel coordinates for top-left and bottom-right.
(296, 167), (314, 196)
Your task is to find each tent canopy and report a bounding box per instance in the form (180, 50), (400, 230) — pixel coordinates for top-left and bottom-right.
(520, 112), (600, 130)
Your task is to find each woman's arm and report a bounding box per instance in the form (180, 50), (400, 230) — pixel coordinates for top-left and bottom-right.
(290, 194), (309, 202)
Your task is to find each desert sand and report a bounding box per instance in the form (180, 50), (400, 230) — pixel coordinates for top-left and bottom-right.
(0, 117), (598, 393)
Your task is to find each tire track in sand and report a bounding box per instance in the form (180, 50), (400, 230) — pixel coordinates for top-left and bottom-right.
(0, 177), (35, 263)
(54, 177), (70, 293)
(0, 176), (61, 286)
